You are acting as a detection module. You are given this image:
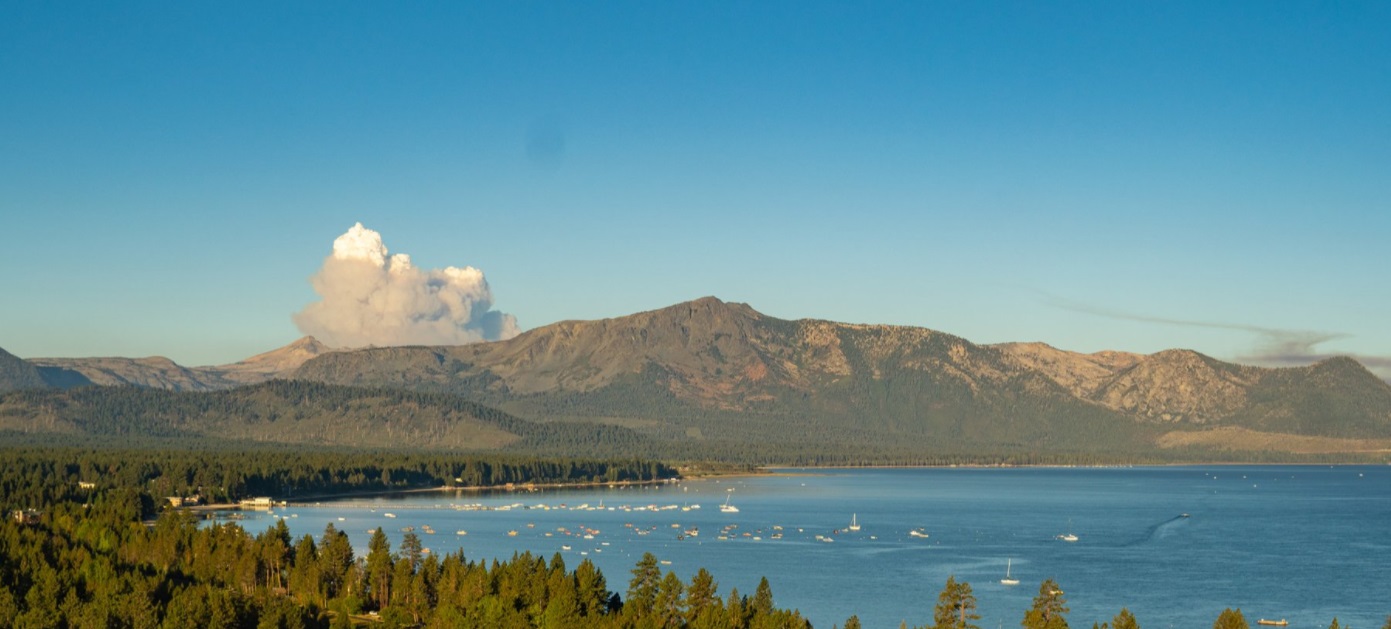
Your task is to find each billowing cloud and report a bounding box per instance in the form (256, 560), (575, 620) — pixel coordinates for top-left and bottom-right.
(293, 223), (520, 348)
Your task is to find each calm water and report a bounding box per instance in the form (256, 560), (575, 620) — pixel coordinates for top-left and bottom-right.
(219, 466), (1390, 629)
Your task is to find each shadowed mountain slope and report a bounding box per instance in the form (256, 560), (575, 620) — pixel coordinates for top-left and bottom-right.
(0, 347), (47, 393)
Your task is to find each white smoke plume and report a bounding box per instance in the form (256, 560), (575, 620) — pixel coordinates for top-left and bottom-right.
(293, 223), (520, 348)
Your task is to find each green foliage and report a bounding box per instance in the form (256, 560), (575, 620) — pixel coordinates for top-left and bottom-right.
(933, 576), (980, 629)
(1023, 579), (1069, 629)
(1214, 609), (1249, 629)
(0, 461), (813, 629)
(0, 444), (675, 515)
(1111, 608), (1140, 629)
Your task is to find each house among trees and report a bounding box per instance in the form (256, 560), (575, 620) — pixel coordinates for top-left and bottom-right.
(166, 495), (203, 507)
(238, 496), (274, 509)
(10, 508), (41, 525)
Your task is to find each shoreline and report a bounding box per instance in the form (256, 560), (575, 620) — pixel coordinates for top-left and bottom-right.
(191, 476), (689, 510)
(185, 461), (1384, 511)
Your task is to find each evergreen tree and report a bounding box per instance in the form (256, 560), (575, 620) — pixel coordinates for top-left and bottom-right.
(1382, 614), (1391, 629)
(752, 576), (774, 616)
(1022, 579), (1069, 629)
(934, 576), (980, 629)
(1112, 608), (1140, 629)
(365, 528), (392, 610)
(1214, 608), (1249, 629)
(844, 615), (863, 629)
(686, 567), (719, 623)
(399, 532), (424, 572)
(1328, 618), (1341, 629)
(627, 552), (662, 620)
(654, 571), (686, 628)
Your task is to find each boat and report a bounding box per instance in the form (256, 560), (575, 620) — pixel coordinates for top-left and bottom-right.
(507, 530), (518, 537)
(909, 528), (930, 538)
(720, 494), (739, 513)
(1058, 519), (1078, 542)
(848, 513), (861, 532)
(1000, 559), (1019, 586)
(1257, 621), (1288, 627)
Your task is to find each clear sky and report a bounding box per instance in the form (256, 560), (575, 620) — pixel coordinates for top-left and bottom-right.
(3, 2), (1388, 379)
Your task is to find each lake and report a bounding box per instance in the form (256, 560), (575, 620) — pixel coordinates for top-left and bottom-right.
(217, 466), (1390, 629)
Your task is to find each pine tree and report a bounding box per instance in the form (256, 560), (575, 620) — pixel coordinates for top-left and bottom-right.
(844, 615), (863, 629)
(365, 528), (392, 609)
(1328, 618), (1341, 629)
(654, 571), (686, 628)
(934, 576), (981, 629)
(1022, 579), (1069, 629)
(686, 567), (719, 623)
(1214, 608), (1249, 629)
(627, 552), (662, 620)
(752, 576), (775, 616)
(1112, 608), (1140, 629)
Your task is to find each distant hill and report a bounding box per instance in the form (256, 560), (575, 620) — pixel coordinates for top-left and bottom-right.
(27, 336), (336, 391)
(0, 379), (653, 455)
(0, 347), (47, 393)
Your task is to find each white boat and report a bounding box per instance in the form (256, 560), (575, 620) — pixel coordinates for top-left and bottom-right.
(720, 494), (739, 513)
(1058, 519), (1078, 542)
(848, 513), (861, 532)
(909, 528), (930, 538)
(1000, 559), (1019, 585)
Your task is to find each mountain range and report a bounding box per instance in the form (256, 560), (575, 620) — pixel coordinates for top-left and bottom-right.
(4, 297), (1389, 461)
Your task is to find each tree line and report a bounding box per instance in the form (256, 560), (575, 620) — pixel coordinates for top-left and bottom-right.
(0, 446), (675, 516)
(850, 575), (1390, 629)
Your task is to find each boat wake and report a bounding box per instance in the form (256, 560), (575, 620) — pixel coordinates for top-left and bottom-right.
(1123, 514), (1190, 546)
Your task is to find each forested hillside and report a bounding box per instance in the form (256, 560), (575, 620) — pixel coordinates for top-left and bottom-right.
(0, 380), (654, 457)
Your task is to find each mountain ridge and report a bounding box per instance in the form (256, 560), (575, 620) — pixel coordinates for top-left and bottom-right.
(5, 297), (1389, 459)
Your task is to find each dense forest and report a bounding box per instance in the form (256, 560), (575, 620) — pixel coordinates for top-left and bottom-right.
(0, 446), (677, 515)
(5, 381), (1382, 466)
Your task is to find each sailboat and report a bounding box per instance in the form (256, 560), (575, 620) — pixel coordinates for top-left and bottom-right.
(720, 493), (739, 513)
(1000, 559), (1019, 585)
(1057, 519), (1078, 542)
(848, 513), (861, 532)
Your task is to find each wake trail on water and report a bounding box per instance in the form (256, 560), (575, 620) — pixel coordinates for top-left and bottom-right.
(1123, 515), (1190, 547)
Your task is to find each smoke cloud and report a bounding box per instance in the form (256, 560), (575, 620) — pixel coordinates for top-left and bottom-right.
(293, 223), (520, 348)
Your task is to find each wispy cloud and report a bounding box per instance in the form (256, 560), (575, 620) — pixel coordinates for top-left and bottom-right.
(1038, 293), (1391, 382)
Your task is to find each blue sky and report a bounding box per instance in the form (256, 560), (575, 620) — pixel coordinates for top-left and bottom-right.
(2, 2), (1388, 378)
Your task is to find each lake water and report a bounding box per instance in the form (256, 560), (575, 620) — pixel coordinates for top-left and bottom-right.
(220, 466), (1390, 629)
